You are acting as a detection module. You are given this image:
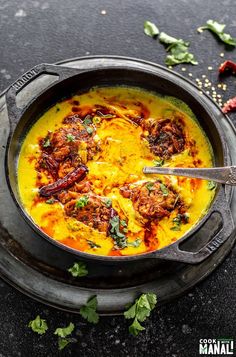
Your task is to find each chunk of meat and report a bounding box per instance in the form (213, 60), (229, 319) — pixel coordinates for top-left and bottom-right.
(64, 193), (112, 233)
(142, 118), (185, 159)
(121, 181), (178, 220)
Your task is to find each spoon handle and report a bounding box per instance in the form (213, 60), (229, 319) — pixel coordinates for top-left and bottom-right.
(143, 166), (236, 185)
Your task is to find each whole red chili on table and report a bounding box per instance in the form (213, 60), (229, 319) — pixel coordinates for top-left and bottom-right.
(219, 60), (236, 113)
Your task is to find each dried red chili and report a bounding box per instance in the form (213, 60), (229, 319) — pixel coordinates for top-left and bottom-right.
(219, 60), (236, 75)
(39, 164), (88, 197)
(222, 97), (236, 113)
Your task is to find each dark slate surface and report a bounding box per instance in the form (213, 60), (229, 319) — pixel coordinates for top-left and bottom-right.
(0, 0), (236, 356)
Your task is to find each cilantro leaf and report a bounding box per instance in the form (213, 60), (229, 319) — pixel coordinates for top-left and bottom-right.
(109, 215), (127, 249)
(75, 195), (89, 208)
(54, 322), (75, 338)
(86, 127), (94, 135)
(86, 240), (101, 249)
(127, 238), (141, 248)
(129, 318), (145, 336)
(58, 338), (70, 351)
(68, 262), (88, 277)
(199, 20), (236, 46)
(83, 115), (92, 125)
(28, 315), (48, 335)
(45, 198), (55, 204)
(124, 293), (157, 336)
(207, 180), (216, 190)
(159, 31), (198, 66)
(66, 133), (76, 142)
(160, 183), (169, 196)
(80, 296), (99, 324)
(43, 138), (51, 148)
(103, 197), (112, 208)
(143, 21), (159, 37)
(146, 182), (154, 192)
(153, 158), (164, 167)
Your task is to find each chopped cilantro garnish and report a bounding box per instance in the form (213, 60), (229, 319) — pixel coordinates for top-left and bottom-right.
(160, 183), (169, 196)
(127, 238), (141, 248)
(124, 293), (157, 336)
(45, 198), (55, 204)
(103, 197), (112, 208)
(83, 115), (92, 125)
(66, 133), (76, 142)
(86, 127), (94, 135)
(146, 182), (154, 192)
(80, 296), (99, 324)
(143, 21), (159, 37)
(75, 195), (89, 208)
(43, 138), (51, 148)
(153, 158), (164, 167)
(68, 262), (88, 277)
(86, 240), (101, 249)
(198, 20), (236, 46)
(28, 315), (48, 335)
(109, 215), (127, 249)
(207, 181), (216, 190)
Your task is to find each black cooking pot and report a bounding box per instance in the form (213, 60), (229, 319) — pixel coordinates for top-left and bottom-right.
(4, 61), (234, 264)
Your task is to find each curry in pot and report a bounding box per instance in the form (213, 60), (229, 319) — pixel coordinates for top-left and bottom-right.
(18, 87), (215, 256)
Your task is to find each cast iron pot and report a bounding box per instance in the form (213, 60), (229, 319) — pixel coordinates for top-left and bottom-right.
(4, 61), (235, 264)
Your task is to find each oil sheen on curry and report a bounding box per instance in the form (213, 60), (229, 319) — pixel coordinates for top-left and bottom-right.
(18, 87), (215, 256)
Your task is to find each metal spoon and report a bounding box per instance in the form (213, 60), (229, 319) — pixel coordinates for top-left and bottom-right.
(143, 166), (236, 185)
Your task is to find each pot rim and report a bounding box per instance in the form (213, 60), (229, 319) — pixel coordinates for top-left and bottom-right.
(4, 56), (231, 262)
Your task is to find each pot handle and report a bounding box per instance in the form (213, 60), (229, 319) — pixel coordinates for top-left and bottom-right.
(147, 188), (235, 264)
(5, 63), (85, 131)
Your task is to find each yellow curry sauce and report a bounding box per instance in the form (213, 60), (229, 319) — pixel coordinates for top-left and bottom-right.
(18, 87), (215, 256)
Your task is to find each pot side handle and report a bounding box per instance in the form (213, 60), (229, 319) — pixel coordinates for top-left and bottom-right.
(147, 188), (235, 264)
(5, 63), (84, 132)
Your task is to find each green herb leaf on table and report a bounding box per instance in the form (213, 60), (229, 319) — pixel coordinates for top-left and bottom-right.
(68, 262), (88, 277)
(207, 180), (217, 190)
(80, 296), (99, 324)
(159, 32), (198, 66)
(109, 215), (128, 249)
(124, 293), (157, 336)
(160, 183), (169, 196)
(54, 322), (75, 338)
(75, 195), (89, 208)
(28, 315), (48, 335)
(143, 21), (159, 38)
(66, 133), (76, 142)
(58, 338), (71, 351)
(198, 20), (236, 46)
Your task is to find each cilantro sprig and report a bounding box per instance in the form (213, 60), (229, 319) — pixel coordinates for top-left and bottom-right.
(198, 19), (236, 46)
(54, 323), (75, 351)
(109, 215), (128, 249)
(68, 262), (88, 277)
(28, 315), (48, 335)
(124, 293), (157, 336)
(207, 180), (217, 190)
(159, 32), (198, 66)
(143, 21), (159, 37)
(80, 296), (99, 324)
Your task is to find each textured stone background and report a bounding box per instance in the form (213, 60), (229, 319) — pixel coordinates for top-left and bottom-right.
(0, 0), (236, 356)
